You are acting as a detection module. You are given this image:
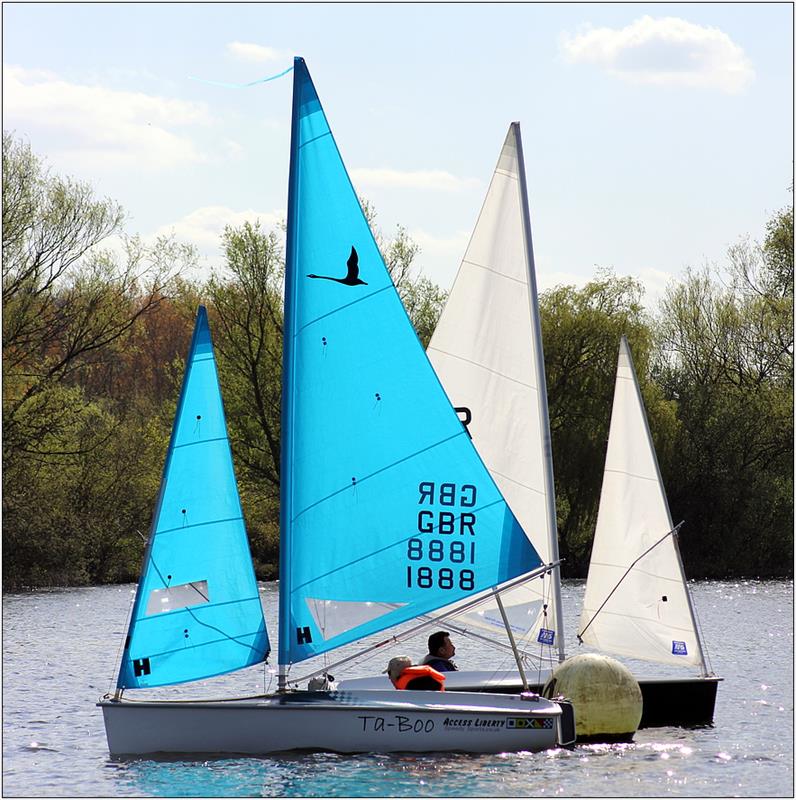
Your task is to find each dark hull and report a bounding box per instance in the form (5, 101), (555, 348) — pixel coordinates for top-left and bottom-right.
(450, 675), (721, 728)
(635, 676), (721, 728)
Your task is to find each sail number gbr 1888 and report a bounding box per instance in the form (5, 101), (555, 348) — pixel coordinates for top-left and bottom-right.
(406, 482), (476, 591)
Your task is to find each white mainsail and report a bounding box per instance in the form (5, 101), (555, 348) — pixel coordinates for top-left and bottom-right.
(578, 336), (707, 671)
(427, 123), (564, 662)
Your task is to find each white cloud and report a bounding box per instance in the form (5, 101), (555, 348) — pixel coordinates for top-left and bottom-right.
(350, 167), (480, 192)
(560, 16), (754, 93)
(226, 42), (288, 63)
(3, 65), (213, 170)
(151, 205), (285, 258)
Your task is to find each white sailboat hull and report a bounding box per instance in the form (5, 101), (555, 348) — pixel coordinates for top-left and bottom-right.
(99, 689), (572, 755)
(339, 671), (721, 728)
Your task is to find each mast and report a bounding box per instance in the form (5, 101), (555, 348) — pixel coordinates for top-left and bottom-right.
(621, 336), (708, 675)
(278, 57), (303, 691)
(513, 122), (566, 664)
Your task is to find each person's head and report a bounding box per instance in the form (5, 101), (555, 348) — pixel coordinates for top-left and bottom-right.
(384, 655), (412, 686)
(427, 630), (455, 660)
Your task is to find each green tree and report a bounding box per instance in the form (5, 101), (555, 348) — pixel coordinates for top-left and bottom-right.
(206, 221), (285, 577)
(2, 131), (194, 588)
(360, 198), (446, 345)
(540, 270), (654, 574)
(654, 203), (793, 577)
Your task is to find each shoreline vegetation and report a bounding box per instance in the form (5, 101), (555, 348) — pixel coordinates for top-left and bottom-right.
(3, 131), (793, 590)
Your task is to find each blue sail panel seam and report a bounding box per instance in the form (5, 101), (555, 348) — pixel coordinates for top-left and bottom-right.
(133, 594), (263, 623)
(154, 515), (245, 537)
(299, 131), (332, 149)
(292, 429), (467, 520)
(171, 436), (230, 451)
(295, 285), (392, 336)
(128, 628), (269, 661)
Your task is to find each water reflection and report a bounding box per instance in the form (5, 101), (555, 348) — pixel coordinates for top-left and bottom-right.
(112, 748), (579, 797)
(3, 580), (792, 797)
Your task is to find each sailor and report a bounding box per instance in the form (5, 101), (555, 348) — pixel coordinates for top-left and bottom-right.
(421, 630), (459, 672)
(384, 656), (445, 691)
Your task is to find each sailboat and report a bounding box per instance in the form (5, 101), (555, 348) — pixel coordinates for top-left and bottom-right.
(340, 125), (719, 726)
(99, 58), (575, 756)
(340, 122), (563, 695)
(577, 336), (720, 725)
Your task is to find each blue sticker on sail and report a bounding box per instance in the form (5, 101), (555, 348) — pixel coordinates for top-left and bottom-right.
(672, 640), (688, 656)
(537, 628), (555, 646)
(278, 58), (543, 666)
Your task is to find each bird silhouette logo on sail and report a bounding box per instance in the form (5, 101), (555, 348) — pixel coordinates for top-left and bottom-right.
(307, 245), (367, 286)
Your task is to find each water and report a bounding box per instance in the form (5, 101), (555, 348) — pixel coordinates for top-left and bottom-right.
(3, 580), (792, 797)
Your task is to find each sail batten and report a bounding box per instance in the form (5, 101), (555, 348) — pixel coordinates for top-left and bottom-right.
(279, 59), (542, 668)
(117, 306), (270, 690)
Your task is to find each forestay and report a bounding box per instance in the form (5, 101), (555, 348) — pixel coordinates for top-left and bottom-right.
(118, 306), (270, 689)
(426, 124), (562, 657)
(279, 60), (543, 668)
(579, 336), (706, 670)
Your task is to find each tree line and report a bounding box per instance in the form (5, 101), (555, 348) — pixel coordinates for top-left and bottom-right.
(3, 131), (792, 589)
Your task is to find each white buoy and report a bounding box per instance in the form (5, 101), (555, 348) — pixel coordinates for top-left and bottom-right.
(543, 653), (642, 742)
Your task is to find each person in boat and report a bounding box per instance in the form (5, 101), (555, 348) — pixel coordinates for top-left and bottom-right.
(421, 630), (459, 672)
(384, 655), (445, 691)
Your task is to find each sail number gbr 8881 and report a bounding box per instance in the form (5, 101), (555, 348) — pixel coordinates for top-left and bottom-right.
(406, 482), (476, 591)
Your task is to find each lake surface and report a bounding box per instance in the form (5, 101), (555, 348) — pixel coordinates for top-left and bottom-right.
(3, 580), (792, 797)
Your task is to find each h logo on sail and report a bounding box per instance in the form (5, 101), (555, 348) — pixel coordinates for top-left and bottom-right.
(296, 626), (313, 645)
(133, 657), (151, 677)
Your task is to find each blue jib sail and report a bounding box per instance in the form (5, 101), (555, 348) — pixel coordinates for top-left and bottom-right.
(118, 306), (270, 689)
(279, 58), (542, 667)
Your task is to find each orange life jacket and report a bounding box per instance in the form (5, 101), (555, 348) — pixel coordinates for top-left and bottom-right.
(394, 665), (446, 691)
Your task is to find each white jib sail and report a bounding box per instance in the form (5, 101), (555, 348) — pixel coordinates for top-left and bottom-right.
(427, 123), (563, 661)
(579, 336), (707, 670)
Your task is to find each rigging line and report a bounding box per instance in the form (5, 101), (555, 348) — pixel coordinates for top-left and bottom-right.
(183, 607), (270, 657)
(137, 625), (268, 662)
(420, 615), (549, 668)
(292, 561), (559, 684)
(434, 622), (549, 683)
(107, 556), (141, 697)
(577, 520), (685, 643)
(494, 590), (529, 691)
(689, 583), (714, 675)
(531, 574), (554, 686)
(187, 65), (294, 89)
(133, 594), (263, 626)
(188, 581), (210, 603)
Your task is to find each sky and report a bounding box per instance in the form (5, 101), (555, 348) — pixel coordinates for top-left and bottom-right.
(3, 2), (793, 309)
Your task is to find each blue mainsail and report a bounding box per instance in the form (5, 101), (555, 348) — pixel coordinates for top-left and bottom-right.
(118, 306), (270, 689)
(279, 58), (542, 667)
